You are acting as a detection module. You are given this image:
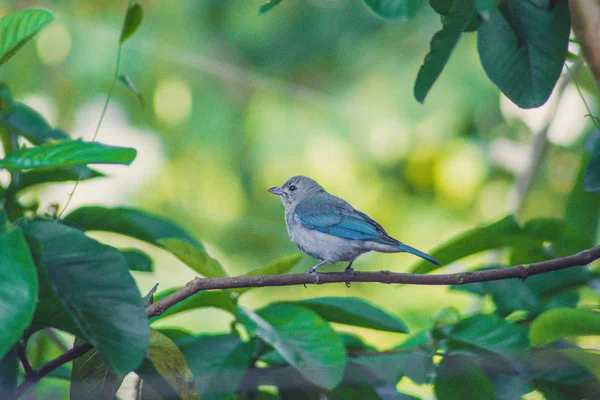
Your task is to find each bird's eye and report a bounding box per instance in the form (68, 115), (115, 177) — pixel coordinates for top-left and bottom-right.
(289, 185), (297, 192)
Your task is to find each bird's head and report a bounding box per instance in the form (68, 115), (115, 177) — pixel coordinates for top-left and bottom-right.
(268, 175), (324, 207)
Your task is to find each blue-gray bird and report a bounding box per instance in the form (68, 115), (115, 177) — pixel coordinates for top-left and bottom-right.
(268, 176), (440, 283)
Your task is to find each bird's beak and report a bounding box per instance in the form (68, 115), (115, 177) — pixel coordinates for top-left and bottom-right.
(268, 186), (283, 196)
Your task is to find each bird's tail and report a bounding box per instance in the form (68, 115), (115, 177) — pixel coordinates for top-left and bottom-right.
(397, 243), (441, 265)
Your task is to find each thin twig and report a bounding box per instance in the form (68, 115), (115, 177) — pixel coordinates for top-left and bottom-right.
(16, 341), (35, 378)
(15, 245), (600, 398)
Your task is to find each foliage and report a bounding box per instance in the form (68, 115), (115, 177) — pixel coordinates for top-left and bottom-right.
(0, 2), (598, 400)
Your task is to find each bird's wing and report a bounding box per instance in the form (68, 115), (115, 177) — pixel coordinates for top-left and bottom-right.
(294, 194), (392, 242)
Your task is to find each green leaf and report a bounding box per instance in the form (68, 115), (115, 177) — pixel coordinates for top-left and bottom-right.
(141, 330), (199, 400)
(414, 0), (476, 103)
(447, 314), (528, 361)
(0, 222), (38, 358)
(530, 308), (600, 347)
(434, 354), (498, 400)
(0, 348), (17, 398)
(23, 221), (149, 375)
(0, 140), (136, 170)
(566, 153), (600, 244)
(237, 303), (347, 389)
(353, 350), (433, 387)
(15, 166), (104, 193)
(158, 238), (227, 278)
(149, 288), (235, 322)
(295, 297), (409, 333)
(259, 0), (285, 15)
(121, 248), (153, 272)
(180, 334), (253, 400)
(2, 103), (69, 144)
(473, 0), (499, 19)
(142, 283), (159, 305)
(118, 75), (144, 106)
(0, 9), (54, 65)
(361, 0), (421, 21)
(70, 339), (124, 400)
(561, 349), (600, 381)
(62, 207), (225, 277)
(477, 0), (570, 108)
(429, 0), (451, 15)
(154, 328), (193, 344)
(411, 216), (537, 274)
(120, 2), (143, 43)
(234, 253), (302, 295)
(584, 143), (600, 193)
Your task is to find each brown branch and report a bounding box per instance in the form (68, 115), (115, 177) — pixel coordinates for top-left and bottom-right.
(146, 245), (600, 318)
(15, 245), (600, 398)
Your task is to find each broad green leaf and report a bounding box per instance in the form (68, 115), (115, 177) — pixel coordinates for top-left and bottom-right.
(235, 253), (302, 295)
(149, 287), (235, 322)
(530, 308), (600, 347)
(0, 9), (53, 65)
(434, 354), (497, 400)
(237, 304), (347, 389)
(477, 0), (570, 108)
(0, 348), (17, 398)
(0, 221), (38, 358)
(295, 297), (408, 333)
(340, 333), (376, 351)
(118, 75), (144, 106)
(411, 216), (537, 273)
(158, 238), (227, 278)
(155, 328), (193, 344)
(566, 153), (600, 244)
(70, 339), (124, 400)
(143, 330), (198, 400)
(16, 166), (104, 192)
(429, 0), (451, 15)
(121, 248), (153, 272)
(259, 0), (284, 15)
(180, 334), (253, 400)
(361, 0), (421, 21)
(120, 2), (143, 43)
(447, 314), (528, 361)
(2, 102), (68, 144)
(353, 350), (432, 387)
(585, 144), (600, 193)
(23, 221), (149, 375)
(473, 0), (499, 19)
(561, 349), (600, 381)
(62, 207), (224, 277)
(0, 140), (136, 170)
(414, 0), (476, 103)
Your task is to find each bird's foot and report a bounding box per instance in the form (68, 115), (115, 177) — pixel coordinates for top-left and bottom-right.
(312, 271), (320, 284)
(345, 263), (355, 287)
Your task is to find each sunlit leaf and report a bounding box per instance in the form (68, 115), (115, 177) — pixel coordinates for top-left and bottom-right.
(23, 221), (149, 375)
(295, 297), (408, 333)
(530, 308), (600, 347)
(237, 304), (347, 389)
(158, 238), (227, 278)
(0, 140), (136, 170)
(120, 248), (153, 272)
(361, 0), (421, 21)
(477, 0), (570, 108)
(0, 217), (38, 359)
(120, 2), (143, 43)
(414, 0), (476, 103)
(561, 349), (600, 381)
(140, 330), (198, 400)
(235, 253), (302, 294)
(0, 9), (54, 65)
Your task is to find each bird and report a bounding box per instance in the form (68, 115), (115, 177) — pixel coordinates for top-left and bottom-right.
(268, 175), (440, 284)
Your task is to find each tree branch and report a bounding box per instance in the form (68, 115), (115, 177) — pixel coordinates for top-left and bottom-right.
(146, 245), (600, 318)
(15, 245), (600, 398)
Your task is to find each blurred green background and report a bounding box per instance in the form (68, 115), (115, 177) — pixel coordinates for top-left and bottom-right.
(1, 1), (597, 396)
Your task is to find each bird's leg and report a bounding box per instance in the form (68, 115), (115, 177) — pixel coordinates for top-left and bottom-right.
(305, 260), (327, 286)
(345, 261), (355, 288)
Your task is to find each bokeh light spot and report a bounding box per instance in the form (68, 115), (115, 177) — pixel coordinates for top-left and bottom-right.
(153, 77), (192, 125)
(36, 22), (71, 66)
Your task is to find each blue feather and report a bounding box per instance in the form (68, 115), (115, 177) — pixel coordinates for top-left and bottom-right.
(397, 243), (440, 265)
